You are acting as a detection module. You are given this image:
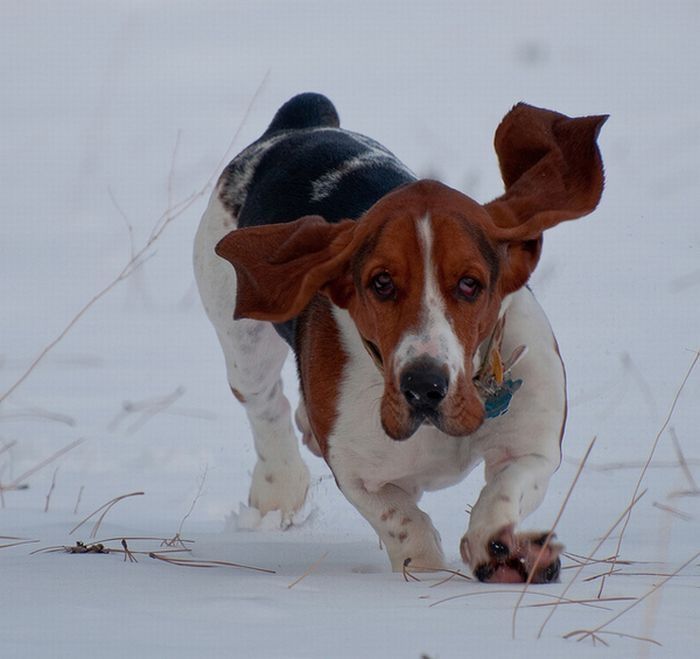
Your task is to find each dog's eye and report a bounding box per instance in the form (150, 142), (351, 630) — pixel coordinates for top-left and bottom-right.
(371, 272), (396, 300)
(457, 277), (482, 301)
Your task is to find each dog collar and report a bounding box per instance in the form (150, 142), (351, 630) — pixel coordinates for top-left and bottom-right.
(473, 314), (526, 418)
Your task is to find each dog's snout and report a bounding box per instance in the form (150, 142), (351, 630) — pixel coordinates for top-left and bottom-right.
(400, 361), (449, 411)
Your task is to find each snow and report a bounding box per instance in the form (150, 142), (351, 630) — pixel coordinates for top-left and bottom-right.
(1, 1), (699, 657)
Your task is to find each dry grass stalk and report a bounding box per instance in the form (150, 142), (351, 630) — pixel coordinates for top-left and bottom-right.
(69, 491), (145, 538)
(563, 550), (699, 647)
(288, 551), (330, 589)
(73, 485), (84, 515)
(108, 386), (185, 432)
(0, 72), (269, 407)
(536, 489), (646, 639)
(0, 440), (17, 457)
(524, 596), (635, 610)
(126, 387), (185, 434)
(0, 437), (85, 493)
(0, 537), (40, 550)
(43, 467), (58, 513)
(163, 465), (208, 548)
(652, 501), (692, 521)
(511, 435), (597, 639)
(431, 588), (613, 610)
(571, 458), (700, 472)
(0, 406), (75, 426)
(598, 350), (699, 597)
(400, 559), (472, 586)
(148, 552), (275, 574)
(562, 552), (629, 567)
(669, 427), (700, 497)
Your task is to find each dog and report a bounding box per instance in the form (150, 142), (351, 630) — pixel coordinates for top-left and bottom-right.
(193, 93), (606, 582)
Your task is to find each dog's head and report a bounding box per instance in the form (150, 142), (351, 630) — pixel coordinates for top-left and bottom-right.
(216, 104), (606, 440)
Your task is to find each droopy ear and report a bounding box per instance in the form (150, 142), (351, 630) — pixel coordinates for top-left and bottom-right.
(485, 103), (607, 294)
(215, 216), (356, 322)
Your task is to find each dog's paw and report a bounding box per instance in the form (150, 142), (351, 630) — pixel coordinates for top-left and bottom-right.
(249, 459), (310, 527)
(461, 527), (562, 584)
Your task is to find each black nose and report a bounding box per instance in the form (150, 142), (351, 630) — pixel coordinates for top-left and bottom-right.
(400, 361), (449, 411)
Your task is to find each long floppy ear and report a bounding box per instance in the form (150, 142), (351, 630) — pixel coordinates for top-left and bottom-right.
(215, 216), (356, 321)
(485, 103), (607, 294)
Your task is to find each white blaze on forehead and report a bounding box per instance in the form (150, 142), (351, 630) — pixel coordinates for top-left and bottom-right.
(393, 215), (466, 379)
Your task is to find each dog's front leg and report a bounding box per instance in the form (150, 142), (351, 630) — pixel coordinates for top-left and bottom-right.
(339, 480), (445, 572)
(460, 452), (562, 583)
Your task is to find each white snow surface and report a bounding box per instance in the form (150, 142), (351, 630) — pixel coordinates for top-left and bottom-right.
(1, 2), (699, 658)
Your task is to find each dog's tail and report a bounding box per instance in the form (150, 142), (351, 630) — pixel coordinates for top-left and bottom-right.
(264, 93), (340, 135)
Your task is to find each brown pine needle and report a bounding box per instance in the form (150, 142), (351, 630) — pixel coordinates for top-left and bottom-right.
(537, 489), (647, 639)
(0, 538), (40, 550)
(600, 351), (699, 596)
(564, 550), (700, 646)
(148, 552), (275, 574)
(524, 596), (635, 610)
(288, 551), (330, 589)
(69, 491), (144, 537)
(431, 588), (604, 609)
(121, 539), (138, 563)
(511, 435), (597, 639)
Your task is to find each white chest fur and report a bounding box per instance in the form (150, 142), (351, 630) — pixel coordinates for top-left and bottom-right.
(325, 288), (565, 498)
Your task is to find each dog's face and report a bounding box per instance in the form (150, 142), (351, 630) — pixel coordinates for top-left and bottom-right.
(217, 104), (606, 440)
(330, 185), (504, 439)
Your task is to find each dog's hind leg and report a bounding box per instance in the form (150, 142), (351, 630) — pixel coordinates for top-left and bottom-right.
(194, 193), (310, 527)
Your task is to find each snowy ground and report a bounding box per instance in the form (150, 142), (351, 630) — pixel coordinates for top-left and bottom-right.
(1, 2), (699, 657)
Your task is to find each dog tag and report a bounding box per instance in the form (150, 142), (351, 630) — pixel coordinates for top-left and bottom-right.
(483, 377), (523, 418)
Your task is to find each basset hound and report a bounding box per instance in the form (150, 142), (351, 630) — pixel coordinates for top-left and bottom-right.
(193, 93), (606, 582)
